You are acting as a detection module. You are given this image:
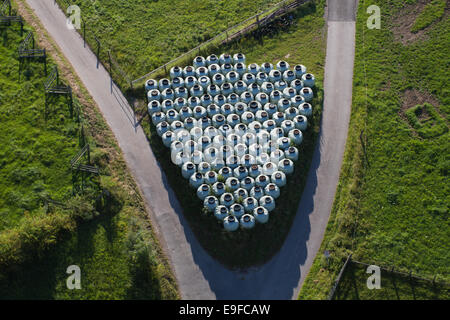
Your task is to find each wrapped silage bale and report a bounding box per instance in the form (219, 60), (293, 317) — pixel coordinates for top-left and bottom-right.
(198, 116), (211, 130)
(275, 80), (288, 92)
(233, 53), (246, 64)
(278, 98), (291, 112)
(204, 196), (219, 212)
(299, 102), (313, 117)
(230, 203), (245, 218)
(255, 174), (270, 188)
(281, 119), (295, 133)
(234, 81), (247, 95)
(270, 149), (285, 164)
(214, 205), (229, 221)
(247, 63), (260, 75)
(197, 76), (211, 90)
(300, 87), (314, 102)
(172, 77), (184, 90)
(240, 214), (255, 229)
(147, 89), (161, 103)
(283, 70), (296, 83)
(226, 71), (240, 84)
(183, 66), (196, 78)
(190, 84), (204, 98)
(261, 82), (274, 95)
(206, 54), (219, 66)
(242, 73), (256, 85)
(207, 84), (221, 97)
(259, 195), (275, 212)
(289, 129), (303, 145)
(234, 188), (248, 202)
(234, 144), (247, 158)
(255, 93), (270, 106)
(291, 95), (305, 108)
(220, 193), (235, 207)
(197, 184), (211, 201)
(223, 215), (239, 231)
(262, 162), (277, 176)
(201, 94), (213, 108)
(208, 64), (221, 77)
(272, 112), (286, 126)
(204, 171), (218, 185)
(264, 103), (278, 117)
(283, 87), (297, 100)
(196, 66), (209, 78)
(183, 117), (197, 131)
(228, 93), (240, 107)
(175, 87), (188, 99)
(226, 155), (240, 170)
(241, 154), (256, 168)
(260, 62), (273, 74)
(219, 53), (233, 65)
(152, 111), (167, 126)
(184, 76), (197, 89)
(193, 56), (206, 68)
(256, 72), (268, 86)
(212, 181), (226, 196)
(248, 164), (262, 178)
(286, 107), (299, 120)
(234, 62), (246, 76)
(291, 79), (304, 92)
(165, 109), (180, 124)
(161, 130), (175, 147)
(285, 146), (299, 162)
(256, 110), (270, 124)
(248, 83), (260, 96)
(170, 66), (183, 79)
(161, 99), (174, 113)
(221, 82), (234, 96)
(253, 206), (269, 224)
(270, 90), (282, 104)
(227, 114), (241, 128)
(148, 100), (161, 115)
(221, 63), (234, 75)
(243, 196), (258, 212)
(240, 91), (254, 104)
(269, 69), (282, 83)
(179, 106), (193, 121)
(192, 106), (207, 119)
(294, 64), (306, 78)
(145, 79), (158, 92)
(212, 73), (226, 86)
(189, 172), (204, 189)
(156, 121), (170, 137)
(302, 73), (316, 88)
(214, 94), (227, 107)
(278, 158), (294, 175)
(265, 183), (280, 199)
(276, 60), (290, 73)
(250, 186), (264, 200)
(158, 78), (171, 91)
(271, 171), (287, 187)
(226, 177), (240, 191)
(277, 136), (291, 150)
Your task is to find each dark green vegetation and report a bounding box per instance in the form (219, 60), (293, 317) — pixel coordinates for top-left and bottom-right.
(56, 0), (280, 81)
(411, 0), (446, 33)
(300, 0), (449, 299)
(334, 261), (449, 300)
(0, 1), (178, 299)
(136, 1), (326, 267)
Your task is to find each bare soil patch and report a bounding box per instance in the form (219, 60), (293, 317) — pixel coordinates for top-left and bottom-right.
(390, 0), (431, 45)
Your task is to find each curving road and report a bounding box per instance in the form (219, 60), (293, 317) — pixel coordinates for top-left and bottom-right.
(25, 0), (357, 299)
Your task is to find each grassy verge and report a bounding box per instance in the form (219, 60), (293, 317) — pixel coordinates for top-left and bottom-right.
(134, 1), (326, 268)
(411, 0), (446, 33)
(0, 0), (178, 299)
(299, 0), (449, 300)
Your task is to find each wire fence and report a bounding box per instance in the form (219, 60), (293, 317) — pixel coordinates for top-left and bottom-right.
(329, 255), (450, 300)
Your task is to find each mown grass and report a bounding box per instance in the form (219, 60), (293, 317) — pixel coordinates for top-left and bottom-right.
(55, 0), (281, 81)
(0, 0), (178, 299)
(134, 1), (326, 268)
(299, 0), (449, 300)
(411, 0), (446, 33)
(334, 261), (449, 300)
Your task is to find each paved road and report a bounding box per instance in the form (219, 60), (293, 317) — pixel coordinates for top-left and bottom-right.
(25, 0), (357, 299)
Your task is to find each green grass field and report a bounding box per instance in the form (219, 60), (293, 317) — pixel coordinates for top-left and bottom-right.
(0, 1), (178, 299)
(299, 0), (449, 300)
(136, 1), (326, 267)
(56, 0), (281, 81)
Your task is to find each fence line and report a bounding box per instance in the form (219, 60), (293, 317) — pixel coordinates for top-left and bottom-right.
(328, 254), (352, 300)
(131, 0), (309, 85)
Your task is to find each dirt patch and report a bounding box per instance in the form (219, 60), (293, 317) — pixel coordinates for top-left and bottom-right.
(390, 0), (432, 45)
